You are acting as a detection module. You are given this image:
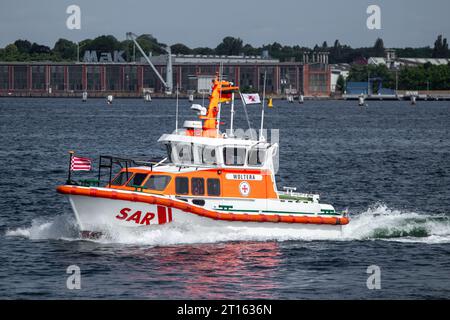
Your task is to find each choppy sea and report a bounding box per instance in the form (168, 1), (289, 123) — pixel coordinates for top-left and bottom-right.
(0, 97), (449, 299)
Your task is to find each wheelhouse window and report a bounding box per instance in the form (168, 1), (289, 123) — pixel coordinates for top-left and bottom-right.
(247, 148), (266, 166)
(126, 173), (148, 187)
(144, 175), (171, 191)
(191, 178), (205, 195)
(111, 172), (130, 186)
(175, 177), (189, 195)
(207, 178), (221, 196)
(165, 143), (173, 163)
(175, 143), (193, 164)
(223, 147), (246, 166)
(200, 145), (217, 165)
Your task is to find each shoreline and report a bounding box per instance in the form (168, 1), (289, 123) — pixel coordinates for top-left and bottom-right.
(1, 93), (450, 101)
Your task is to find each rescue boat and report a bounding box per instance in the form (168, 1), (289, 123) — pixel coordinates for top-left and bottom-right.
(57, 76), (349, 238)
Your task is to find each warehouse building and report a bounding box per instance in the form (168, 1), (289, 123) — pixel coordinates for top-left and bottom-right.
(0, 53), (331, 97)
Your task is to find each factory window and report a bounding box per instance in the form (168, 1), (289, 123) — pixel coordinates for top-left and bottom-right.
(87, 66), (101, 91)
(68, 65), (83, 91)
(31, 66), (46, 90)
(0, 66), (8, 90)
(13, 66), (28, 90)
(106, 65), (121, 91)
(175, 177), (189, 195)
(50, 66), (65, 91)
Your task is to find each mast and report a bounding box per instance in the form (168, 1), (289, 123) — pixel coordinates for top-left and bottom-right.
(259, 70), (267, 141)
(200, 74), (238, 138)
(216, 63), (223, 136)
(175, 84), (179, 133)
(230, 92), (235, 137)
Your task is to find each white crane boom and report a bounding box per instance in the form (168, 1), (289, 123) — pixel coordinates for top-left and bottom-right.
(126, 32), (173, 94)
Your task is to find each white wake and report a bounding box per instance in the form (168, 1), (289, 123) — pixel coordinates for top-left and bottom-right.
(5, 204), (450, 245)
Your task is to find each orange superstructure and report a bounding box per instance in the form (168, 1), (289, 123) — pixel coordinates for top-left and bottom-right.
(199, 75), (239, 137)
(107, 167), (278, 199)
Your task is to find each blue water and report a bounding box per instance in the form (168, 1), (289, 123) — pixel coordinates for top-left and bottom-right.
(1, 98), (450, 299)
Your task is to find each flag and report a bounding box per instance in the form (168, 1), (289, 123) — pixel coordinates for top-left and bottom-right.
(241, 93), (261, 105)
(71, 156), (92, 171)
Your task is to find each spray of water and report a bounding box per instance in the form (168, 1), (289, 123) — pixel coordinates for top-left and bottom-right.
(5, 204), (450, 245)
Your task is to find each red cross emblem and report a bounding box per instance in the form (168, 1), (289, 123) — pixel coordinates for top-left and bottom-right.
(239, 181), (251, 196)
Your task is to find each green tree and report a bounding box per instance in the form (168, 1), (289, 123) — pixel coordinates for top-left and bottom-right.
(242, 44), (260, 56)
(348, 64), (395, 91)
(192, 47), (215, 55)
(136, 34), (167, 55)
(336, 74), (346, 92)
(14, 39), (32, 54)
(215, 37), (243, 56)
(53, 38), (77, 60)
(30, 43), (51, 54)
(3, 44), (19, 60)
(432, 34), (449, 58)
(84, 35), (121, 52)
(373, 38), (385, 56)
(171, 43), (191, 55)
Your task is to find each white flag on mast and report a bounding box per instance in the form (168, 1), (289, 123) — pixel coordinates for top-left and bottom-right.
(241, 93), (261, 105)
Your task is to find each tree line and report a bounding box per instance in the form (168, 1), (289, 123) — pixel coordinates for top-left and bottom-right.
(0, 34), (448, 63)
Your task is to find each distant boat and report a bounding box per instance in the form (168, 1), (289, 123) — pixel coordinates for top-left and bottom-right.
(298, 95), (304, 104)
(144, 93), (152, 102)
(107, 95), (114, 105)
(188, 94), (194, 102)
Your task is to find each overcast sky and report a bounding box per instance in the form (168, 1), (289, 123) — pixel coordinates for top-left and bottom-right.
(1, 0), (449, 49)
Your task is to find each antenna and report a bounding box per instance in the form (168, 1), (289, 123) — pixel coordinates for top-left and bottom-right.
(216, 62), (224, 136)
(230, 92), (235, 137)
(175, 84), (179, 133)
(259, 70), (267, 141)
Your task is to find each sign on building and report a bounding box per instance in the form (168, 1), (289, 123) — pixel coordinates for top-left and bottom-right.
(83, 50), (126, 63)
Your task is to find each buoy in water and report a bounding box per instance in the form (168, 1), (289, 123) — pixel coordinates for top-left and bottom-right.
(298, 95), (304, 104)
(268, 98), (273, 108)
(82, 91), (88, 102)
(358, 95), (365, 106)
(107, 95), (114, 105)
(411, 96), (417, 105)
(188, 94), (194, 102)
(144, 93), (152, 102)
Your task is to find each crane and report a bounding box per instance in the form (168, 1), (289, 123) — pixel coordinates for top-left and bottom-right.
(126, 32), (173, 94)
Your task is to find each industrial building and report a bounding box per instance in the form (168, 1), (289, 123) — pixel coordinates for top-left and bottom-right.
(0, 53), (331, 97)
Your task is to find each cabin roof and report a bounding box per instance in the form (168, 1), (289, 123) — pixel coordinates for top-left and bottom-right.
(158, 133), (270, 148)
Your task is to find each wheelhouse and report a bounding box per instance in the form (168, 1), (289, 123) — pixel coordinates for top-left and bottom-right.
(158, 133), (278, 171)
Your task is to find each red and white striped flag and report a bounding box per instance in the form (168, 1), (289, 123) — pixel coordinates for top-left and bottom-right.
(71, 156), (92, 171)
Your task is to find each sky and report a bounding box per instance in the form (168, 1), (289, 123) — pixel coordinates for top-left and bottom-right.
(0, 0), (449, 49)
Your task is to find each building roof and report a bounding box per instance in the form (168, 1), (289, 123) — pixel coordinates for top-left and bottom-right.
(398, 58), (450, 65)
(368, 57), (450, 66)
(148, 54), (280, 65)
